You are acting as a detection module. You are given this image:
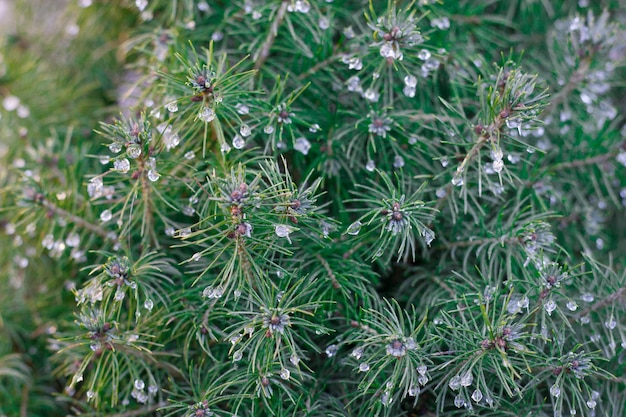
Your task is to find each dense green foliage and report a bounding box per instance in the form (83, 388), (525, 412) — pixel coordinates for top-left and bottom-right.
(1, 1), (625, 416)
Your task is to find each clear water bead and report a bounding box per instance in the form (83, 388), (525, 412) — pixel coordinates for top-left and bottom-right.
(451, 176), (464, 186)
(114, 158), (130, 173)
(604, 316), (617, 329)
(365, 160), (376, 172)
(359, 362), (370, 372)
(264, 125), (274, 134)
(460, 372), (473, 387)
(198, 107), (216, 123)
(586, 399), (596, 409)
(404, 75), (418, 88)
(325, 344), (338, 357)
(347, 221), (362, 235)
(280, 368), (290, 380)
(454, 394), (465, 408)
(393, 155), (405, 168)
(275, 225), (292, 240)
(544, 300), (557, 315)
(418, 49), (431, 60)
(566, 300), (578, 311)
(289, 354), (300, 366)
(191, 252), (201, 262)
(109, 142), (122, 153)
(581, 293), (594, 302)
(240, 124), (252, 137)
(232, 135), (245, 149)
(134, 379), (145, 390)
(147, 170), (160, 182)
(86, 390), (95, 400)
(550, 384), (561, 397)
(100, 210), (112, 222)
(493, 159), (504, 173)
(471, 389), (483, 402)
(144, 299), (153, 311)
(184, 151), (195, 160)
(233, 351), (243, 361)
(166, 101), (178, 112)
(294, 137), (311, 155)
(422, 228), (435, 246)
(417, 365), (427, 375)
(351, 347), (363, 360)
(127, 144), (142, 159)
(448, 376), (461, 390)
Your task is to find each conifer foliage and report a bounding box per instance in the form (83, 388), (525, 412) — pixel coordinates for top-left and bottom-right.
(1, 0), (625, 416)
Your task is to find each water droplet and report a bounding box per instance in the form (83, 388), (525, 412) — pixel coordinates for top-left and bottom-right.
(448, 376), (461, 391)
(235, 103), (249, 115)
(471, 389), (483, 402)
(147, 170), (160, 182)
(417, 49), (431, 60)
(347, 221), (362, 235)
(393, 155), (405, 168)
(294, 137), (311, 155)
(460, 372), (473, 386)
(184, 151), (195, 160)
(404, 74), (417, 87)
(581, 293), (594, 302)
(422, 228), (435, 246)
(365, 160), (375, 172)
(550, 384), (561, 397)
(109, 142), (122, 153)
(544, 300), (557, 315)
(166, 101), (178, 112)
(232, 135), (245, 149)
(454, 394), (465, 408)
(114, 158), (130, 173)
(264, 125), (274, 134)
(233, 350), (243, 361)
(289, 354), (300, 366)
(280, 368), (290, 380)
(566, 300), (578, 311)
(240, 124), (251, 137)
(134, 379), (145, 390)
(586, 399), (596, 409)
(451, 176), (464, 186)
(417, 365), (427, 375)
(493, 159), (504, 173)
(351, 347), (363, 360)
(381, 391), (392, 406)
(127, 144), (142, 159)
(359, 362), (370, 372)
(144, 299), (153, 311)
(325, 344), (338, 357)
(605, 316), (617, 329)
(100, 210), (112, 222)
(86, 390), (95, 400)
(198, 107), (215, 123)
(191, 252), (201, 262)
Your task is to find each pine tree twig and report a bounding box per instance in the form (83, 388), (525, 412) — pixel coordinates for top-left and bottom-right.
(20, 385), (28, 417)
(254, 1), (289, 72)
(138, 156), (157, 247)
(573, 286), (626, 323)
(316, 254), (340, 289)
(297, 50), (342, 80)
(547, 149), (620, 172)
(343, 241), (365, 259)
(41, 198), (118, 243)
(436, 236), (519, 251)
(544, 56), (592, 115)
(109, 402), (167, 417)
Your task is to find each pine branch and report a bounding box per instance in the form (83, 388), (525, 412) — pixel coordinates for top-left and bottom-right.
(573, 286), (626, 324)
(41, 198), (118, 244)
(254, 1), (289, 72)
